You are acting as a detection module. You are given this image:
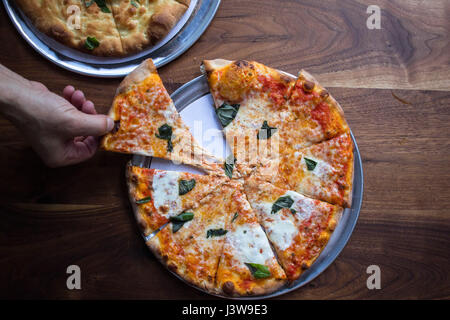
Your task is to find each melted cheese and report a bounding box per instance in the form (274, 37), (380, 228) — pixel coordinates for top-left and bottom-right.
(152, 171), (181, 216)
(227, 224), (274, 265)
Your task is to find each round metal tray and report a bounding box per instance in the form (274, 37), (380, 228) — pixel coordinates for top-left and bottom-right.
(132, 75), (364, 299)
(3, 0), (220, 77)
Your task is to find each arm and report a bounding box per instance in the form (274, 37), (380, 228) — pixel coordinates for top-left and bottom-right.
(0, 64), (113, 167)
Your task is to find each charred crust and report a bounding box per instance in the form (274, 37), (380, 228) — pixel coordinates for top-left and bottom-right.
(222, 281), (235, 295)
(302, 80), (315, 92)
(320, 90), (329, 99)
(301, 262), (309, 270)
(168, 263), (177, 272)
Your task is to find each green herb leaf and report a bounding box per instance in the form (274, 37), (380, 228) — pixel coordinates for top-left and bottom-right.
(136, 196), (151, 204)
(179, 179), (196, 195)
(304, 157), (317, 171)
(84, 36), (100, 50)
(271, 195), (294, 214)
(170, 212), (194, 233)
(231, 212), (239, 223)
(155, 123), (173, 152)
(216, 103), (240, 127)
(245, 263), (271, 279)
(92, 0), (111, 13)
(224, 155), (235, 179)
(290, 208), (297, 214)
(206, 228), (228, 238)
(257, 121), (277, 140)
(131, 0), (140, 7)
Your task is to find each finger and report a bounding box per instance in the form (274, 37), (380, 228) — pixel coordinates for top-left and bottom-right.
(81, 100), (97, 115)
(68, 111), (114, 137)
(71, 90), (86, 109)
(63, 85), (75, 102)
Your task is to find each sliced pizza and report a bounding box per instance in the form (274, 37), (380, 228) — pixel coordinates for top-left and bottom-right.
(127, 163), (227, 236)
(202, 59), (296, 175)
(215, 182), (287, 296)
(147, 183), (236, 291)
(256, 132), (354, 207)
(101, 59), (222, 173)
(276, 70), (350, 154)
(15, 0), (123, 56)
(244, 175), (343, 281)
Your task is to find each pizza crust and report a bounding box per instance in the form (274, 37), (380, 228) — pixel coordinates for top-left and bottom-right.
(14, 0), (190, 56)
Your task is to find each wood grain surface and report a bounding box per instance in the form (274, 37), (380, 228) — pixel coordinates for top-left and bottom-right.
(0, 0), (449, 299)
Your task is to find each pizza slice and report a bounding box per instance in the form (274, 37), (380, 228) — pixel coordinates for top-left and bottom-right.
(127, 163), (227, 236)
(147, 183), (236, 292)
(244, 175), (343, 281)
(276, 70), (350, 154)
(101, 59), (222, 173)
(110, 0), (190, 55)
(256, 132), (354, 207)
(15, 0), (124, 56)
(202, 59), (296, 175)
(215, 182), (287, 296)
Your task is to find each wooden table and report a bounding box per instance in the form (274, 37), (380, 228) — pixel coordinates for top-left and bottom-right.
(0, 0), (449, 299)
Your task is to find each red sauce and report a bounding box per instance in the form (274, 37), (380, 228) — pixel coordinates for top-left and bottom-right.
(310, 102), (331, 130)
(291, 82), (320, 103)
(257, 75), (288, 107)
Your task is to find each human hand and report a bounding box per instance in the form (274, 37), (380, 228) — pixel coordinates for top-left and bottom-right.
(0, 65), (113, 167)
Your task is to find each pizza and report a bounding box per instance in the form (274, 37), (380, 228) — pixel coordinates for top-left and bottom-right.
(127, 163), (227, 236)
(256, 132), (354, 207)
(244, 175), (342, 281)
(14, 0), (190, 56)
(103, 59), (355, 297)
(101, 59), (223, 173)
(148, 181), (287, 295)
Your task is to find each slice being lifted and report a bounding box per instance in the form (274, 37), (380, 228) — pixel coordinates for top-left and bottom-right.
(244, 176), (342, 281)
(102, 59), (222, 173)
(256, 132), (354, 207)
(147, 183), (237, 292)
(215, 182), (287, 296)
(127, 163), (227, 236)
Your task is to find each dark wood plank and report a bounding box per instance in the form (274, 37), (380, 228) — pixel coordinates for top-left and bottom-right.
(0, 87), (448, 299)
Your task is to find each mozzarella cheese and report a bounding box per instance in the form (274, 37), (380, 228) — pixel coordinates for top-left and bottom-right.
(227, 224), (274, 265)
(152, 171), (181, 216)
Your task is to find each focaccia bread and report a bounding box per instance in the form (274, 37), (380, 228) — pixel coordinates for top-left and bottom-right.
(14, 0), (190, 56)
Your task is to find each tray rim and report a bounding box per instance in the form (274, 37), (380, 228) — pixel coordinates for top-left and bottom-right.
(132, 74), (364, 300)
(2, 0), (221, 78)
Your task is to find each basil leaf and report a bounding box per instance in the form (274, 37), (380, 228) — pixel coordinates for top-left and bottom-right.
(179, 179), (196, 195)
(304, 157), (317, 171)
(131, 0), (140, 7)
(155, 123), (173, 152)
(216, 103), (240, 127)
(224, 155), (235, 179)
(84, 0), (94, 7)
(170, 212), (194, 223)
(231, 212), (239, 223)
(155, 123), (172, 140)
(290, 208), (297, 214)
(170, 212), (194, 233)
(271, 195), (294, 214)
(257, 121), (277, 140)
(84, 37), (100, 50)
(136, 196), (151, 204)
(93, 0), (111, 13)
(245, 263), (271, 279)
(206, 228), (228, 238)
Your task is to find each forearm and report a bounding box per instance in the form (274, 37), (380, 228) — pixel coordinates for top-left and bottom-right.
(0, 64), (42, 128)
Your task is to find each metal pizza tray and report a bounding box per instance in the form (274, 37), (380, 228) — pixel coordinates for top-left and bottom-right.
(3, 0), (220, 77)
(131, 75), (364, 299)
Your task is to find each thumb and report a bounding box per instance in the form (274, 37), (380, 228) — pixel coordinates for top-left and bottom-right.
(69, 111), (114, 137)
